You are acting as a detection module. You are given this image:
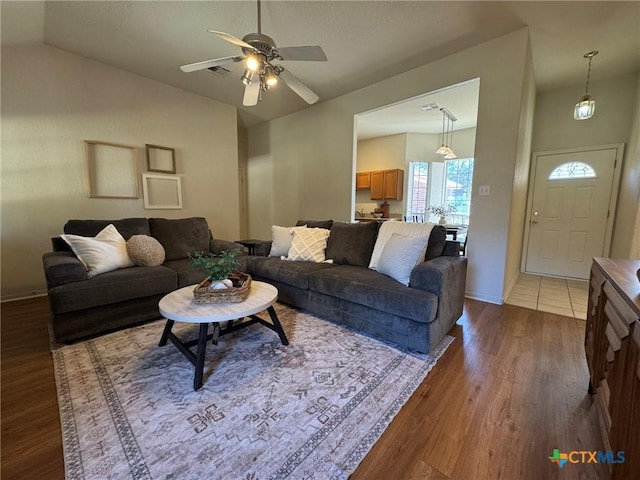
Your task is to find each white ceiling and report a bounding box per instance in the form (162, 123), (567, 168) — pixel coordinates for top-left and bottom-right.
(2, 1), (639, 137)
(356, 78), (480, 140)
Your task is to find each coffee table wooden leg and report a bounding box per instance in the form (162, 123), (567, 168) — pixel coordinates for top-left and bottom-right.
(159, 319), (175, 346)
(211, 322), (220, 345)
(194, 323), (209, 391)
(267, 306), (289, 345)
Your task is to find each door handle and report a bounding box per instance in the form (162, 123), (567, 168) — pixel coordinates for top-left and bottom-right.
(531, 211), (538, 224)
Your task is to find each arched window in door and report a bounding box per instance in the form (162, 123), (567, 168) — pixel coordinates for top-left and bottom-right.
(548, 162), (597, 180)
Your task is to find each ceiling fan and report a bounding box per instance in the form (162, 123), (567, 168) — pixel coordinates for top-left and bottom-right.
(180, 0), (327, 107)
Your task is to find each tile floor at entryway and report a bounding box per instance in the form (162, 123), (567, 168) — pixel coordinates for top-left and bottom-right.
(505, 273), (589, 320)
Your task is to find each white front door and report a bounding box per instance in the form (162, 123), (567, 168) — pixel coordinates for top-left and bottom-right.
(524, 146), (621, 279)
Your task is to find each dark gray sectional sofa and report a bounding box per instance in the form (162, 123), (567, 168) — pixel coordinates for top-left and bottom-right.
(43, 217), (467, 354)
(249, 220), (466, 353)
(43, 217), (242, 343)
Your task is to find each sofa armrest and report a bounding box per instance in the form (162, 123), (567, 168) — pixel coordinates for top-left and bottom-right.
(253, 241), (272, 257)
(210, 238), (243, 255)
(42, 251), (87, 288)
(410, 255), (467, 322)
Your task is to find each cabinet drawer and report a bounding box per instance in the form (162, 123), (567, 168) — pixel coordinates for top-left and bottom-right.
(604, 282), (638, 327)
(605, 302), (630, 348)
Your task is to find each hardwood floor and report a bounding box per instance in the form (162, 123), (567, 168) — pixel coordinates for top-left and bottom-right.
(1, 297), (608, 479)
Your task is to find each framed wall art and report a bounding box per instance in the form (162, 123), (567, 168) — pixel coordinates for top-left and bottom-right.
(145, 144), (176, 174)
(84, 140), (139, 199)
(142, 173), (183, 209)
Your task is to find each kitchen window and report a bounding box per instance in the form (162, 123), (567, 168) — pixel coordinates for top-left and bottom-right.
(406, 158), (474, 225)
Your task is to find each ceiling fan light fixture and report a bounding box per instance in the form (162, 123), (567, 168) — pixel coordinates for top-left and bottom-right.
(180, 0), (326, 106)
(241, 69), (254, 85)
(574, 50), (598, 120)
(245, 54), (261, 72)
(265, 67), (278, 87)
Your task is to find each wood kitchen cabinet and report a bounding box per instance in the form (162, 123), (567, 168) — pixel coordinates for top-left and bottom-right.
(356, 172), (371, 190)
(585, 257), (640, 479)
(370, 169), (403, 200)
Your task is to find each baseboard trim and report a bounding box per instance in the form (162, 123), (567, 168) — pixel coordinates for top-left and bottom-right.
(464, 291), (503, 305)
(1, 291), (48, 303)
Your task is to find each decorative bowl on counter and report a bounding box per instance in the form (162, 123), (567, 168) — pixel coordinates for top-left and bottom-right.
(371, 212), (383, 218)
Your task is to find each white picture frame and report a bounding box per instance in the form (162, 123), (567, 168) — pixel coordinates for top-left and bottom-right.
(142, 173), (183, 209)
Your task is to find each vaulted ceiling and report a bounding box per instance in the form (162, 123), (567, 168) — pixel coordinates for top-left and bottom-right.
(2, 1), (639, 135)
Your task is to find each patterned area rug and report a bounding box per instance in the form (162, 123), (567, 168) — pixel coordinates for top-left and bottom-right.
(52, 303), (453, 480)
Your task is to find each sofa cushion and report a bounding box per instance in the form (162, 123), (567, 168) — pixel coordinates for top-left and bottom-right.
(369, 222), (434, 270)
(308, 265), (438, 324)
(296, 219), (333, 230)
(60, 224), (135, 278)
(126, 235), (166, 267)
(149, 217), (211, 261)
(252, 257), (337, 289)
(64, 218), (151, 240)
(286, 227), (331, 263)
(47, 265), (177, 314)
(377, 233), (430, 286)
(325, 221), (379, 267)
(163, 259), (210, 288)
(425, 225), (447, 260)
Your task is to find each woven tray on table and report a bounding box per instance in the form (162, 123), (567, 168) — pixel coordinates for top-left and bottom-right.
(193, 272), (252, 304)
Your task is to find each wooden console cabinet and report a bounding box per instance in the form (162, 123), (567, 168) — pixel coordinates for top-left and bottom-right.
(585, 257), (640, 479)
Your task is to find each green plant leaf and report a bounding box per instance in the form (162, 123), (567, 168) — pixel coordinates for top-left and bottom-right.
(188, 249), (240, 281)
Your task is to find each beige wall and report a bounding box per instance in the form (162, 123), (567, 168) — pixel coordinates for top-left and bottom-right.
(532, 71), (640, 260)
(248, 29), (532, 304)
(620, 74), (640, 259)
(504, 39), (536, 299)
(1, 43), (240, 300)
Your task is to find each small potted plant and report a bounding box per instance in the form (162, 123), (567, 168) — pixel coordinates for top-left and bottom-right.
(189, 249), (240, 290)
(189, 249), (251, 304)
(427, 204), (457, 224)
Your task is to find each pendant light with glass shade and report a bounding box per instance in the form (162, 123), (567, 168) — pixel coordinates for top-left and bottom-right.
(574, 51), (598, 120)
(435, 110), (450, 155)
(436, 108), (457, 157)
(444, 114), (457, 159)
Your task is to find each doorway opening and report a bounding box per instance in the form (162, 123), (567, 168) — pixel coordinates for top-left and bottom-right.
(352, 79), (480, 226)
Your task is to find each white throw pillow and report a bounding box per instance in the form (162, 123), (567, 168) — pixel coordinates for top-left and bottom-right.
(377, 233), (430, 285)
(269, 225), (307, 257)
(61, 224), (134, 277)
(286, 228), (331, 263)
(369, 221), (434, 271)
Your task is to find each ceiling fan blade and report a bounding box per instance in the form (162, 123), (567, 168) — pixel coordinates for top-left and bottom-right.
(207, 30), (255, 50)
(278, 69), (319, 104)
(180, 56), (241, 73)
(243, 81), (260, 106)
(277, 46), (327, 62)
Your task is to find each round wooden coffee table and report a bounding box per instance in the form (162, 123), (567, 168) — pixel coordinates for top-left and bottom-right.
(158, 281), (288, 390)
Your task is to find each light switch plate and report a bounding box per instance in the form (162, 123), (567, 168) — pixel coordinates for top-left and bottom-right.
(479, 185), (491, 196)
